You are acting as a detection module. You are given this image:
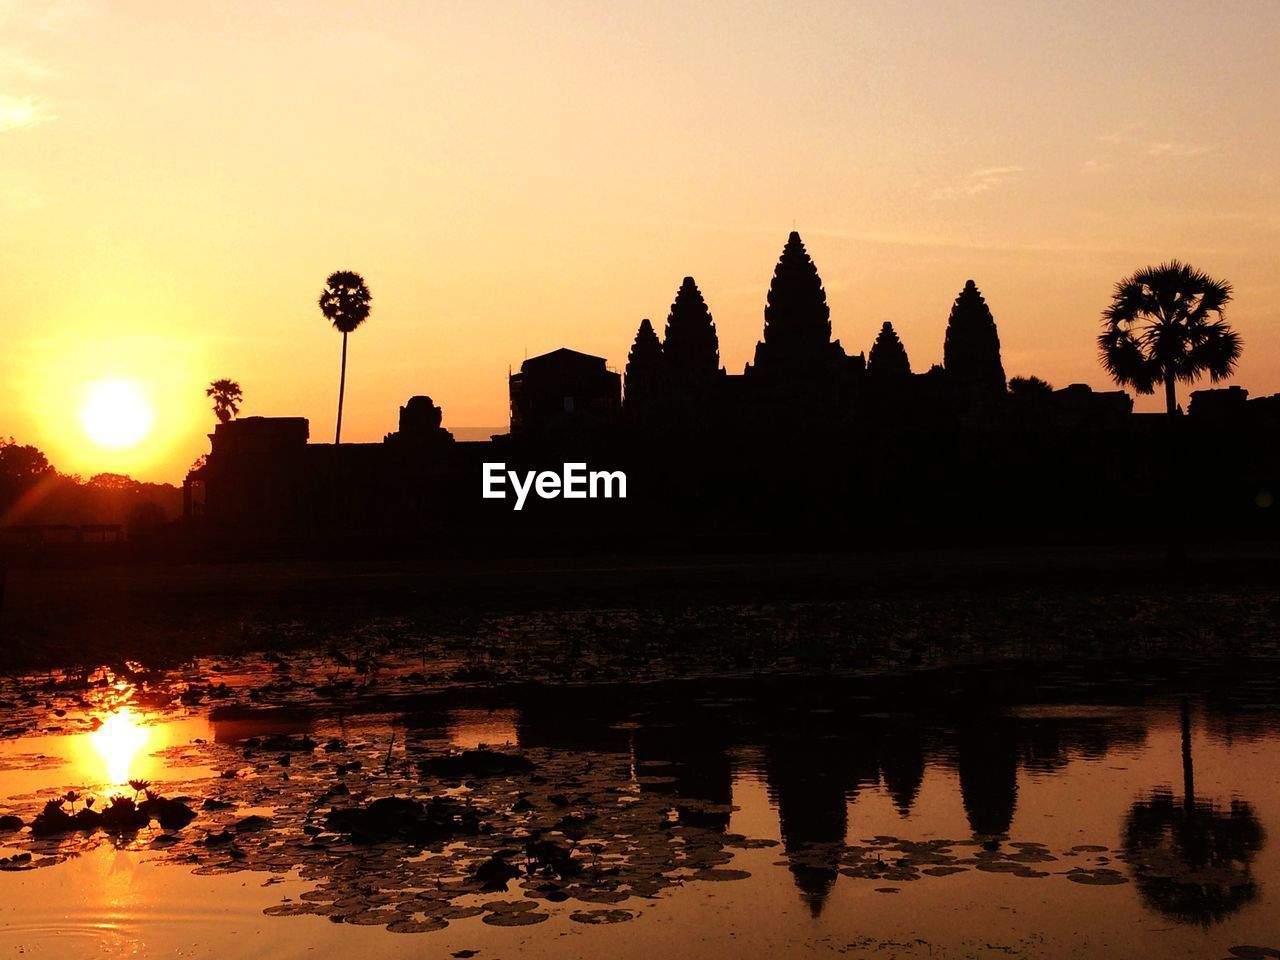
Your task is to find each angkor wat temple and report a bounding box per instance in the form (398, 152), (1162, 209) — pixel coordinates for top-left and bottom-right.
(188, 232), (1280, 549)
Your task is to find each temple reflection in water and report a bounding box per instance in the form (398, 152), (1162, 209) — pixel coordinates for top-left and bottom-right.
(276, 667), (1271, 928)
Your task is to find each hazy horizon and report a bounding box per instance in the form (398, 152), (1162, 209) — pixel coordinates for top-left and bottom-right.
(3, 0), (1278, 483)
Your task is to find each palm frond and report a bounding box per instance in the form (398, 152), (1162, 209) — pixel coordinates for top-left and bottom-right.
(1185, 322), (1243, 382)
(1097, 328), (1155, 393)
(1186, 277), (1233, 324)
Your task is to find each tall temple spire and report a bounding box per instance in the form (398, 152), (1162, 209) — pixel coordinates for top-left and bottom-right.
(624, 317), (664, 418)
(943, 280), (1007, 399)
(750, 231), (842, 383)
(662, 276), (720, 385)
(867, 321), (911, 381)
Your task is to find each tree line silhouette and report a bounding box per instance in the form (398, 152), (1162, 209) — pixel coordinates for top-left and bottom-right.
(0, 438), (181, 535)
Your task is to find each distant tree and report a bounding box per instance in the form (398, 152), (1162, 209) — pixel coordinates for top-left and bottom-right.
(318, 270), (373, 443)
(0, 439), (53, 483)
(662, 277), (720, 386)
(0, 441), (58, 523)
(624, 318), (664, 417)
(206, 379), (243, 424)
(751, 231), (836, 379)
(867, 322), (911, 380)
(88, 473), (137, 490)
(0, 441), (181, 525)
(943, 280), (1007, 400)
(1007, 376), (1055, 426)
(1098, 261), (1239, 416)
(1008, 375), (1053, 397)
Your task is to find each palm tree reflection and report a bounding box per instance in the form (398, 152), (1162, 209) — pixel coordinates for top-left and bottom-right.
(1123, 699), (1265, 925)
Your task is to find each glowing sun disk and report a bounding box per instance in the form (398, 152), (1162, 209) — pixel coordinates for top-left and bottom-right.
(80, 379), (154, 449)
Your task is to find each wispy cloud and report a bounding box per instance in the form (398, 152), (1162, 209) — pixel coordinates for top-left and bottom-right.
(0, 93), (51, 131)
(806, 226), (1118, 256)
(1080, 133), (1212, 175)
(932, 165), (1025, 200)
(1146, 141), (1211, 158)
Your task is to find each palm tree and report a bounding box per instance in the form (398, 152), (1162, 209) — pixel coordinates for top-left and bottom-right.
(1098, 262), (1240, 416)
(318, 270), (373, 443)
(1122, 700), (1265, 924)
(205, 379), (243, 424)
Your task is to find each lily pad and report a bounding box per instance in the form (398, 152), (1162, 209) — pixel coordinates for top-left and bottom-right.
(570, 909), (635, 924)
(482, 911), (550, 927)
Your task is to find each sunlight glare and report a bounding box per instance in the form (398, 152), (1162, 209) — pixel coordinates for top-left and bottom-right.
(80, 379), (154, 450)
(90, 710), (151, 786)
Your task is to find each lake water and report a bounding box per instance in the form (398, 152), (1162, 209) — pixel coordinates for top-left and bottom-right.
(0, 655), (1277, 958)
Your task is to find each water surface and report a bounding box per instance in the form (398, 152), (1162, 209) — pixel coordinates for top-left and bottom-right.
(1, 656), (1278, 958)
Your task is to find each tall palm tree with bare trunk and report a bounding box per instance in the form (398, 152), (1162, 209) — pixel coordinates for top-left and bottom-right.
(1098, 262), (1240, 416)
(318, 270), (372, 443)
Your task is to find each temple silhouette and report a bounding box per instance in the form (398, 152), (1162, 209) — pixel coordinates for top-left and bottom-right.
(186, 231), (1280, 548)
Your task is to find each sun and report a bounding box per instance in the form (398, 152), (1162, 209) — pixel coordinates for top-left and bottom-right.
(80, 378), (154, 449)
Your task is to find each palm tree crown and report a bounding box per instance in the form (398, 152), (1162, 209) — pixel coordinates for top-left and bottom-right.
(205, 378), (242, 424)
(1098, 261), (1239, 416)
(318, 270), (372, 333)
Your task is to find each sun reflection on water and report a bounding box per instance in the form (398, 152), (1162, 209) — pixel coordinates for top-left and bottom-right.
(87, 709), (152, 787)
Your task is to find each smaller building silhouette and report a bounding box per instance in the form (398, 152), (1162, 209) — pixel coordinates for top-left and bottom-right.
(1050, 384), (1133, 429)
(509, 348), (621, 438)
(384, 395), (454, 449)
(208, 416), (309, 455)
(1189, 386), (1249, 419)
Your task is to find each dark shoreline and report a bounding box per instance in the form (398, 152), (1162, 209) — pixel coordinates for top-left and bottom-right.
(3, 543), (1279, 671)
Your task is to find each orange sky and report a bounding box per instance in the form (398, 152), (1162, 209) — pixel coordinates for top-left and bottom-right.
(2, 1), (1278, 483)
